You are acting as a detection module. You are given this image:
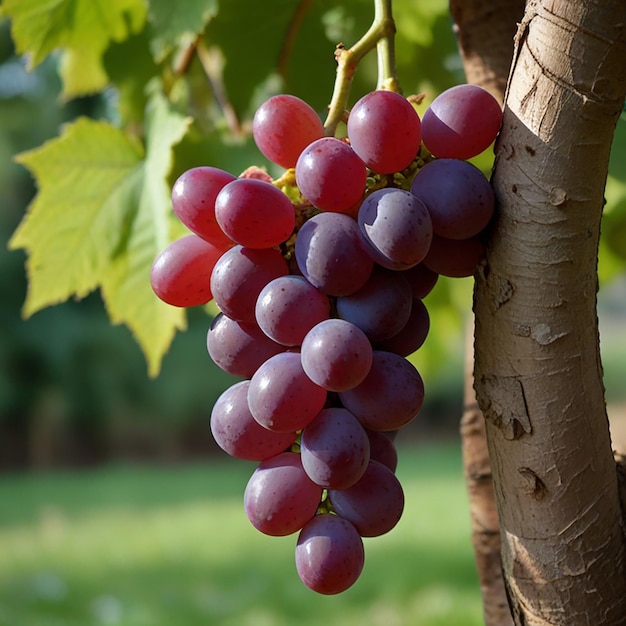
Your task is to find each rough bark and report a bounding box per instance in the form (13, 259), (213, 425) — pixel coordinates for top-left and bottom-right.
(451, 2), (525, 624)
(473, 1), (626, 624)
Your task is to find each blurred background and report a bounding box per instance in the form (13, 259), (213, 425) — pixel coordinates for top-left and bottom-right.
(0, 5), (625, 626)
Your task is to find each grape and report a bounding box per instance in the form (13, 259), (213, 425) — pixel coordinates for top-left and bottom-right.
(206, 313), (284, 378)
(253, 94), (324, 169)
(336, 265), (412, 342)
(244, 452), (322, 536)
(375, 298), (430, 357)
(214, 178), (295, 249)
(328, 460), (404, 537)
(150, 234), (223, 307)
(339, 351), (424, 431)
(365, 429), (398, 473)
(295, 212), (373, 296)
(300, 319), (373, 392)
(300, 407), (370, 489)
(410, 158), (494, 240)
(347, 90), (421, 174)
(422, 233), (485, 278)
(295, 514), (364, 595)
(403, 263), (439, 299)
(358, 187), (433, 270)
(171, 166), (236, 249)
(295, 137), (367, 213)
(210, 245), (288, 322)
(421, 83), (503, 160)
(255, 275), (330, 346)
(210, 381), (297, 461)
(248, 352), (327, 432)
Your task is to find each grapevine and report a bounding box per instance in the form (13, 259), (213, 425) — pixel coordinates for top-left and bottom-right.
(150, 0), (502, 595)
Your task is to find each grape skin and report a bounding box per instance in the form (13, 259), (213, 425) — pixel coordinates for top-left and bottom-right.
(375, 297), (430, 357)
(295, 137), (367, 213)
(422, 233), (485, 278)
(300, 407), (370, 489)
(253, 94), (324, 169)
(328, 460), (404, 537)
(295, 514), (365, 595)
(214, 178), (295, 249)
(210, 381), (297, 461)
(210, 245), (289, 322)
(300, 319), (373, 392)
(150, 234), (223, 307)
(206, 313), (284, 379)
(347, 90), (422, 174)
(248, 351), (327, 432)
(358, 187), (433, 270)
(365, 429), (398, 473)
(244, 452), (323, 537)
(295, 212), (374, 296)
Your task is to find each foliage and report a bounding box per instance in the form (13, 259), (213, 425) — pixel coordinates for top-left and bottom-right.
(2, 0), (624, 377)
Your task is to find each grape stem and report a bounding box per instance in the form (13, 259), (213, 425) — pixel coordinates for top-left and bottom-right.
(323, 0), (400, 137)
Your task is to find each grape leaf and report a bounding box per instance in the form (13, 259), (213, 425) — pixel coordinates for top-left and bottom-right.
(148, 0), (219, 61)
(10, 92), (191, 376)
(2, 0), (147, 98)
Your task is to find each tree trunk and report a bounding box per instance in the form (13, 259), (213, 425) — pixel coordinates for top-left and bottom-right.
(473, 1), (626, 623)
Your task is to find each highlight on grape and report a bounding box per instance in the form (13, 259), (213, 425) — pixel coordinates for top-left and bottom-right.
(151, 84), (502, 595)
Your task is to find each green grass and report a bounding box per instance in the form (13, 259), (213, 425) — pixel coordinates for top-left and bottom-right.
(0, 442), (483, 626)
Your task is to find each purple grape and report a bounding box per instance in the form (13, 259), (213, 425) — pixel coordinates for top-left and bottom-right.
(422, 233), (485, 278)
(421, 84), (502, 160)
(255, 275), (330, 346)
(295, 212), (374, 296)
(375, 298), (430, 357)
(300, 319), (373, 392)
(358, 187), (433, 270)
(244, 452), (322, 536)
(248, 352), (327, 432)
(210, 245), (288, 322)
(300, 407), (370, 489)
(206, 313), (284, 379)
(210, 381), (297, 461)
(295, 514), (364, 595)
(336, 265), (412, 342)
(329, 460), (404, 537)
(338, 351), (424, 431)
(410, 158), (494, 240)
(365, 429), (398, 473)
(295, 137), (367, 213)
(403, 263), (439, 299)
(347, 90), (422, 174)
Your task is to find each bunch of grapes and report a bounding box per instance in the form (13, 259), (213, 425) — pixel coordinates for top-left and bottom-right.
(150, 84), (502, 594)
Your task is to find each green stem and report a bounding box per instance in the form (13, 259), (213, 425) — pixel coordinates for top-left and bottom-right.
(323, 0), (399, 136)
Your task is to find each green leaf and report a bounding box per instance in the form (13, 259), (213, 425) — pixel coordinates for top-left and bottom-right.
(148, 0), (218, 61)
(10, 91), (192, 376)
(3, 0), (147, 98)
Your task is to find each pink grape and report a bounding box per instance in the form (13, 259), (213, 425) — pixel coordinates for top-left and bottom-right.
(210, 381), (297, 461)
(358, 187), (433, 270)
(248, 352), (327, 432)
(171, 166), (236, 249)
(410, 158), (494, 240)
(295, 212), (374, 296)
(422, 233), (485, 278)
(300, 407), (370, 489)
(328, 460), (404, 537)
(253, 94), (324, 169)
(421, 83), (503, 160)
(255, 275), (330, 346)
(210, 245), (288, 322)
(347, 90), (422, 174)
(206, 313), (284, 378)
(244, 452), (322, 536)
(300, 319), (373, 392)
(215, 178), (295, 249)
(150, 234), (223, 307)
(295, 514), (364, 595)
(338, 350), (424, 431)
(295, 137), (367, 213)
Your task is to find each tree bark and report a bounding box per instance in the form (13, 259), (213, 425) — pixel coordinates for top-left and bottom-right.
(473, 1), (626, 624)
(451, 2), (525, 624)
